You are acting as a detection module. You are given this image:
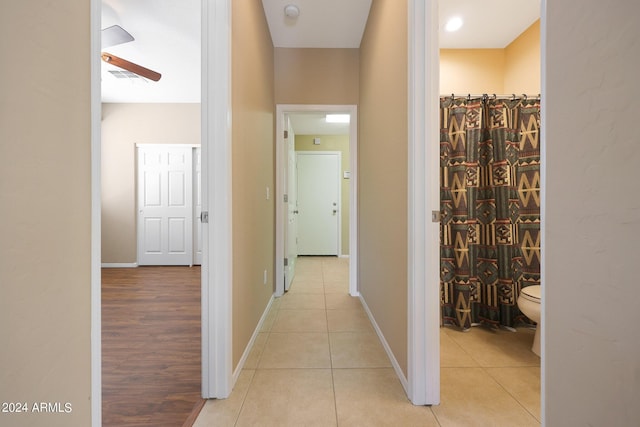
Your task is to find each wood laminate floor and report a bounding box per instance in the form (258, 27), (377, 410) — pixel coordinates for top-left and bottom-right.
(102, 266), (202, 427)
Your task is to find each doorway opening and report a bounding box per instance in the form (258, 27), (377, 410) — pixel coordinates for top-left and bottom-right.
(98, 0), (204, 424)
(275, 105), (358, 298)
(436, 0), (543, 421)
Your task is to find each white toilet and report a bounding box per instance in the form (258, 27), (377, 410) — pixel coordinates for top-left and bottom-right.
(517, 285), (541, 356)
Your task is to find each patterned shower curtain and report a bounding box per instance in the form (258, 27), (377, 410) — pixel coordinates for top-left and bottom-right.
(440, 96), (541, 330)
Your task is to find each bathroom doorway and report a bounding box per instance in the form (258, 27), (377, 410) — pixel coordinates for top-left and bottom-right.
(435, 0), (542, 423)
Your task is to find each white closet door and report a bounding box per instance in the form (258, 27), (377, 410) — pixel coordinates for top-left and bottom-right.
(138, 145), (193, 265)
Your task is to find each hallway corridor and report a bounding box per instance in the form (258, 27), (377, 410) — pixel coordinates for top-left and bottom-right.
(194, 257), (540, 426)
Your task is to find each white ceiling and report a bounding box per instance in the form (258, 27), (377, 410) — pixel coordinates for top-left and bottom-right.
(261, 0), (372, 48)
(101, 0), (201, 103)
(439, 0), (540, 49)
(101, 0), (540, 132)
(289, 112), (351, 136)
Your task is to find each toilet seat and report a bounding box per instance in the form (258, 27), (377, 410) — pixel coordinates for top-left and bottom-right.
(520, 285), (541, 303)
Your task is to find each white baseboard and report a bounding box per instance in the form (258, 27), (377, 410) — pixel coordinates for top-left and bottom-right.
(359, 295), (409, 393)
(232, 294), (276, 385)
(101, 263), (138, 268)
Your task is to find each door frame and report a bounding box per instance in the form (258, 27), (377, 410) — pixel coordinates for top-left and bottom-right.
(406, 0), (440, 405)
(295, 150), (342, 256)
(90, 0), (101, 423)
(89, 1), (233, 422)
(407, 0), (546, 407)
(275, 104), (359, 298)
(200, 0), (233, 399)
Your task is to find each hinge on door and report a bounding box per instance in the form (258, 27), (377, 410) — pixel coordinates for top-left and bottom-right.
(284, 194), (288, 203)
(200, 211), (209, 223)
(284, 130), (289, 139)
(284, 257), (288, 267)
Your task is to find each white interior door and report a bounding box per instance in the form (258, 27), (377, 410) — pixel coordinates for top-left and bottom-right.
(194, 147), (203, 265)
(296, 152), (340, 256)
(137, 145), (194, 265)
(284, 118), (298, 290)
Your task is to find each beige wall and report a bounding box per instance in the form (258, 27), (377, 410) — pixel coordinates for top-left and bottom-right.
(231, 0), (275, 370)
(0, 1), (92, 426)
(440, 20), (540, 95)
(295, 135), (350, 255)
(101, 103), (201, 263)
(274, 47), (360, 259)
(440, 49), (505, 94)
(545, 2), (640, 424)
(359, 0), (408, 376)
(275, 48), (360, 105)
(504, 20), (540, 95)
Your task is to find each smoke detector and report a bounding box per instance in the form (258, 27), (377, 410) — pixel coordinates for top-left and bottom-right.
(284, 4), (300, 18)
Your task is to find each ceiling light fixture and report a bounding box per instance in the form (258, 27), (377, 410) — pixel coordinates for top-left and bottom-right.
(445, 16), (464, 32)
(326, 114), (350, 124)
(284, 4), (300, 18)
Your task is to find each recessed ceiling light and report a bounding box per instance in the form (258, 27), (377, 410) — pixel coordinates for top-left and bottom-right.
(445, 16), (463, 32)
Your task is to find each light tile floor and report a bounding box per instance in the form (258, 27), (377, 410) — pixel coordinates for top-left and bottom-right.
(194, 257), (541, 426)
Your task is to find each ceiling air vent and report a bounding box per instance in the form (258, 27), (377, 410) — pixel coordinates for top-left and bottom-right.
(108, 70), (148, 81)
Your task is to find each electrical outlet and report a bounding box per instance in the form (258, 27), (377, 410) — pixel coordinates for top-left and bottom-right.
(263, 269), (268, 285)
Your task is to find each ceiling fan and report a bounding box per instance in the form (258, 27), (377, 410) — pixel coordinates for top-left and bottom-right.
(101, 25), (162, 82)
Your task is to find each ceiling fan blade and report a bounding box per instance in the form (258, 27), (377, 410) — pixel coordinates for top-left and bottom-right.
(101, 53), (162, 82)
(101, 25), (134, 49)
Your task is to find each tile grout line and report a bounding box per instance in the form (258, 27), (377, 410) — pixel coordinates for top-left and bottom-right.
(481, 365), (541, 423)
(443, 326), (541, 424)
(321, 258), (341, 426)
(325, 277), (340, 426)
(232, 370), (256, 427)
(442, 326), (484, 368)
(429, 405), (444, 427)
(231, 299), (276, 426)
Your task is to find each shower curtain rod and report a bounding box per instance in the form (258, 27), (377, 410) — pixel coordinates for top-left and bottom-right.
(441, 93), (541, 101)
